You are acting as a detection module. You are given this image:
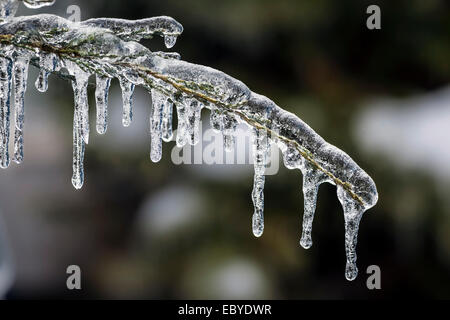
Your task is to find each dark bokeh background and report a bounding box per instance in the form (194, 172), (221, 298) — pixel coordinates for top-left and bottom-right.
(0, 0), (449, 299)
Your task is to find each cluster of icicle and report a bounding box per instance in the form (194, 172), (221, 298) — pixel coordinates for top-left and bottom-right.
(0, 0), (378, 280)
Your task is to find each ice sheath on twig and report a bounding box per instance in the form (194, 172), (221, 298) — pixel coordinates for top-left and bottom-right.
(0, 0), (378, 280)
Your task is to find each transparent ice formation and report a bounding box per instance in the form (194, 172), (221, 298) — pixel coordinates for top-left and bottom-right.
(0, 0), (378, 280)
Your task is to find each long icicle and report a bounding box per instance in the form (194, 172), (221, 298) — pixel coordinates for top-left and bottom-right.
(12, 56), (30, 164)
(95, 76), (111, 134)
(337, 185), (366, 281)
(71, 75), (89, 189)
(300, 171), (319, 249)
(0, 57), (12, 169)
(251, 127), (268, 237)
(150, 89), (165, 162)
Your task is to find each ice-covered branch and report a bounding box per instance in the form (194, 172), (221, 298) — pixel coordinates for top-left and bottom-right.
(0, 0), (378, 280)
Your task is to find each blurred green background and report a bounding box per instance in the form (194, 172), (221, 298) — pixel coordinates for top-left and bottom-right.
(0, 0), (449, 299)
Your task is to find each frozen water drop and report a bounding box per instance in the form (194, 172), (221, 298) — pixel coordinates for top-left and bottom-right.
(164, 34), (177, 49)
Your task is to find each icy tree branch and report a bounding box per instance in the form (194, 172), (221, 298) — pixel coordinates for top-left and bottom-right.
(0, 0), (378, 280)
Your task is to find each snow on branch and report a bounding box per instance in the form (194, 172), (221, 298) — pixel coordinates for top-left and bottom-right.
(0, 0), (378, 280)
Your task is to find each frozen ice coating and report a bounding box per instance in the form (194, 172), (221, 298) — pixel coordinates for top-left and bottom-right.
(82, 16), (183, 43)
(0, 1), (379, 280)
(95, 76), (110, 135)
(12, 55), (30, 164)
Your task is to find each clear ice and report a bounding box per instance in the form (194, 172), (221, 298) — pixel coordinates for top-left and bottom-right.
(161, 98), (173, 142)
(95, 76), (111, 135)
(150, 89), (165, 162)
(0, 0), (378, 280)
(0, 57), (12, 169)
(119, 78), (134, 127)
(251, 128), (269, 237)
(12, 56), (30, 164)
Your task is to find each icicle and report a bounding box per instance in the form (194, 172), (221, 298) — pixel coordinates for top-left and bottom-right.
(251, 128), (269, 237)
(35, 69), (49, 92)
(223, 113), (237, 152)
(150, 89), (165, 162)
(34, 53), (59, 93)
(119, 78), (134, 127)
(300, 173), (319, 250)
(71, 75), (89, 189)
(210, 106), (222, 132)
(12, 57), (30, 164)
(186, 98), (202, 146)
(95, 76), (111, 135)
(161, 98), (173, 142)
(164, 35), (177, 49)
(175, 100), (187, 147)
(337, 185), (365, 281)
(0, 57), (12, 169)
